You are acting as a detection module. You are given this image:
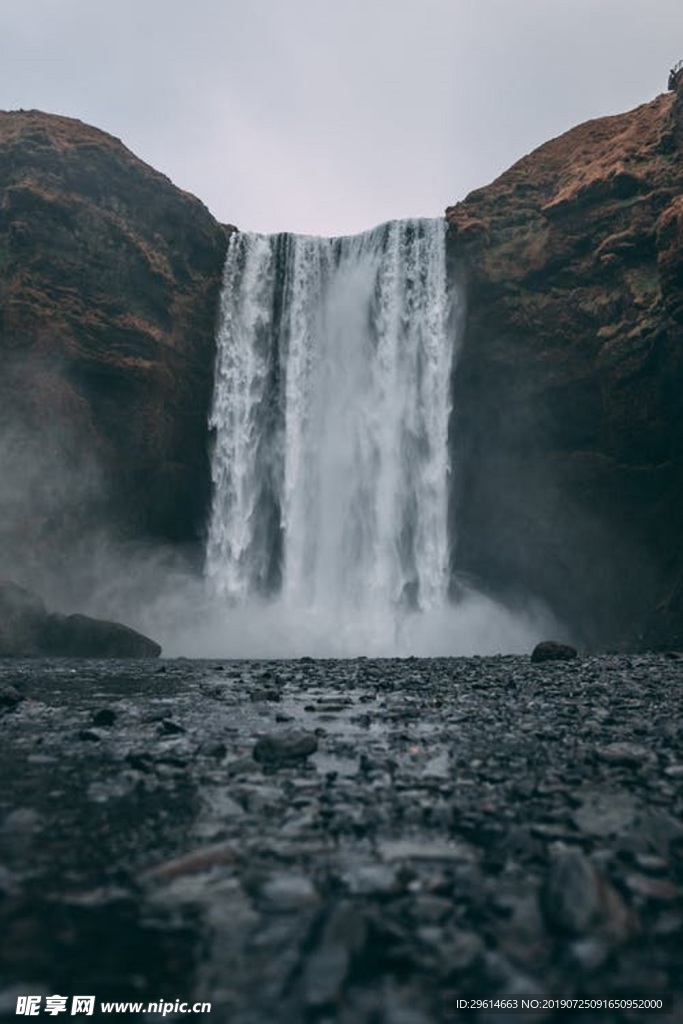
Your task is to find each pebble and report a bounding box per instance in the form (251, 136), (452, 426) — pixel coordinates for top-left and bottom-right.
(1, 651), (682, 1020)
(379, 839), (474, 862)
(0, 684), (25, 710)
(159, 718), (185, 735)
(572, 789), (639, 837)
(141, 842), (237, 881)
(542, 847), (602, 934)
(596, 742), (654, 766)
(260, 873), (318, 908)
(343, 863), (399, 896)
(92, 708), (117, 727)
(252, 729), (318, 764)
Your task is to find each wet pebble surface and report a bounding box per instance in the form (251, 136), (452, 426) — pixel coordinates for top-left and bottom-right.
(0, 653), (681, 1022)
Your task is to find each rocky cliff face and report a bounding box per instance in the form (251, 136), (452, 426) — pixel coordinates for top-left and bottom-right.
(447, 88), (683, 647)
(2, 97), (682, 649)
(0, 110), (230, 578)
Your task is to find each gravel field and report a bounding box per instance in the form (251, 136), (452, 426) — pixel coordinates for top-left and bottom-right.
(0, 653), (681, 1023)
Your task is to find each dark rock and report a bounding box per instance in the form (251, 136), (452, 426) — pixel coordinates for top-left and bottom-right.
(141, 842), (237, 882)
(542, 847), (603, 934)
(542, 846), (632, 943)
(159, 718), (185, 735)
(198, 741), (227, 759)
(303, 901), (368, 1009)
(253, 729), (318, 765)
(0, 580), (160, 657)
(572, 789), (639, 837)
(77, 729), (101, 742)
(531, 641), (578, 663)
(342, 863), (399, 896)
(42, 613), (161, 658)
(438, 929), (485, 973)
(249, 688), (282, 702)
(0, 684), (25, 710)
(595, 742), (654, 766)
(624, 874), (681, 902)
(303, 944), (350, 1010)
(259, 873), (318, 909)
(126, 752), (154, 772)
(92, 708), (117, 727)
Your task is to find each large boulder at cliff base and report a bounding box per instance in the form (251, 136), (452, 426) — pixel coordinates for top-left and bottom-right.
(0, 579), (161, 657)
(531, 641), (578, 664)
(41, 613), (161, 658)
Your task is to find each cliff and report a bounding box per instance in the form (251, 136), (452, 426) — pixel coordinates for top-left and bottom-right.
(447, 88), (683, 647)
(0, 110), (230, 569)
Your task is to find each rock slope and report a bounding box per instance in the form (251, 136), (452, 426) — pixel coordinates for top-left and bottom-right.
(448, 88), (683, 648)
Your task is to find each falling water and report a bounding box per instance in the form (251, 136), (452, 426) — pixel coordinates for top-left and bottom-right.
(206, 219), (458, 654)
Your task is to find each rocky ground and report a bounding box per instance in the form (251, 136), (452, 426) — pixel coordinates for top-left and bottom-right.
(0, 654), (681, 1022)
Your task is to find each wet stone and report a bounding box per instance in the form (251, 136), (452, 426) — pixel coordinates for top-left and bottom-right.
(572, 789), (639, 837)
(542, 847), (602, 934)
(259, 873), (318, 909)
(568, 936), (610, 972)
(441, 929), (485, 971)
(77, 728), (101, 742)
(159, 718), (185, 735)
(342, 863), (399, 896)
(624, 873), (681, 902)
(92, 708), (117, 727)
(253, 729), (318, 765)
(1, 807), (43, 833)
(596, 742), (655, 766)
(0, 685), (24, 711)
(411, 895), (453, 924)
(1, 652), (682, 1019)
(530, 641), (578, 663)
(250, 688), (282, 702)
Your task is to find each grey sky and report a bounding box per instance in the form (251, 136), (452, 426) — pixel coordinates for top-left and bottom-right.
(1, 1), (681, 235)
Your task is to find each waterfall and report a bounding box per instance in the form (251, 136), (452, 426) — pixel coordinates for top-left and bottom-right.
(206, 218), (458, 655)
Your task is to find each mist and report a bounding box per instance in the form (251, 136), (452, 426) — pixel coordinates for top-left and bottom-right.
(37, 540), (561, 660)
(0, 401), (562, 660)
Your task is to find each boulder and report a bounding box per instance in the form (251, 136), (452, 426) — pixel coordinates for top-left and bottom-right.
(0, 579), (160, 657)
(531, 641), (578, 664)
(253, 730), (318, 765)
(42, 613), (161, 658)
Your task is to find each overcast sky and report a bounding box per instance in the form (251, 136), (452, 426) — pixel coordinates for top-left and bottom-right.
(1, 1), (681, 235)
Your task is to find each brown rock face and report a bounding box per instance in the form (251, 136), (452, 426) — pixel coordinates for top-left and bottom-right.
(447, 91), (683, 647)
(0, 110), (230, 572)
